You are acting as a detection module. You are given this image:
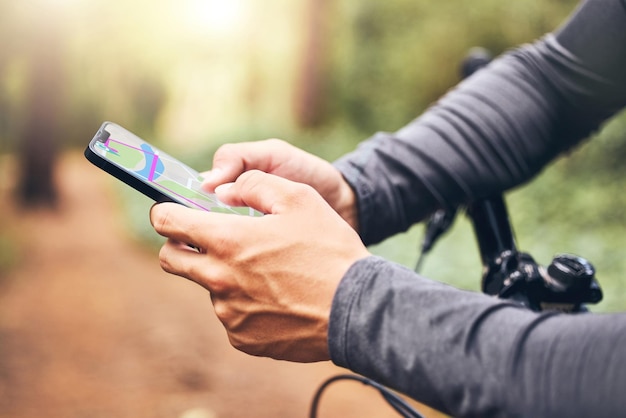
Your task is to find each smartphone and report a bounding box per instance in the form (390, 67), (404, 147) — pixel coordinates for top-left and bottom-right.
(84, 121), (262, 216)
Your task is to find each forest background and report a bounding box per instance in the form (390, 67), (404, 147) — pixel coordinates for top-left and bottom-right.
(1, 0), (625, 311)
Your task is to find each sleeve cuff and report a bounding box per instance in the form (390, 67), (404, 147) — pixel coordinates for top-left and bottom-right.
(327, 255), (386, 369)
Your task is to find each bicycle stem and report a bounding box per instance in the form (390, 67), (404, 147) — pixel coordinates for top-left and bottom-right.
(466, 196), (519, 295)
(466, 194), (603, 312)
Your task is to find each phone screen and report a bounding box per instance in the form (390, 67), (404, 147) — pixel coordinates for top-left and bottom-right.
(86, 122), (262, 216)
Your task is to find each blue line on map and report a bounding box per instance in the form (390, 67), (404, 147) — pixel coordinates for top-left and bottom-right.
(136, 144), (165, 180)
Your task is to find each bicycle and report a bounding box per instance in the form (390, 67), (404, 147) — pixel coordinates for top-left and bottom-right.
(308, 48), (603, 418)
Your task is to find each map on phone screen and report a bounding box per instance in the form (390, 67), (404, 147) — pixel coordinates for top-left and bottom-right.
(92, 123), (262, 216)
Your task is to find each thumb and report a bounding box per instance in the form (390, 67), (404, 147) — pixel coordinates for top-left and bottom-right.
(216, 170), (317, 215)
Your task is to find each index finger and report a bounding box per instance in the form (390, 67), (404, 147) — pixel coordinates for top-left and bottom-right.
(150, 203), (243, 251)
(201, 139), (288, 192)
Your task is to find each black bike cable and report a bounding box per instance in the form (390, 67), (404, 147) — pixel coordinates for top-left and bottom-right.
(309, 374), (425, 418)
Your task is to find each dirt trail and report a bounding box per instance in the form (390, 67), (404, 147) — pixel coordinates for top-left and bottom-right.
(0, 153), (441, 418)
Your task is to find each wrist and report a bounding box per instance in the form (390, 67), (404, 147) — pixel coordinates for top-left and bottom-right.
(334, 175), (359, 232)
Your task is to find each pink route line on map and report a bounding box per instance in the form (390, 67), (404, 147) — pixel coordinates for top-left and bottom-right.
(106, 138), (152, 155)
(104, 138), (119, 153)
(147, 150), (159, 181)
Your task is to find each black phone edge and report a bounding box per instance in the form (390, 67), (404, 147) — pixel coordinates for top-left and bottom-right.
(84, 144), (181, 206)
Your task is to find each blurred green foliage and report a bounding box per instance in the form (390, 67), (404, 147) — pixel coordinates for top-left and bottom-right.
(323, 0), (580, 133)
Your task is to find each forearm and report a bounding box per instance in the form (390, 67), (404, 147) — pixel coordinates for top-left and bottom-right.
(328, 256), (626, 417)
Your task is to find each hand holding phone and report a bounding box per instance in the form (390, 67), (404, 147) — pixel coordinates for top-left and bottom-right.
(84, 121), (261, 216)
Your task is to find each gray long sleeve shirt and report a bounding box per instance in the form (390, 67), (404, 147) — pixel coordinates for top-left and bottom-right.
(329, 1), (626, 416)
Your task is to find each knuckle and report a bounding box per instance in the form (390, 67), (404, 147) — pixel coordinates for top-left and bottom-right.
(211, 236), (233, 259)
(227, 334), (249, 354)
(237, 169), (262, 183)
(212, 144), (245, 175)
(152, 206), (171, 234)
(225, 327), (253, 354)
(237, 170), (264, 194)
(205, 228), (238, 259)
(286, 182), (317, 207)
(212, 299), (237, 326)
(184, 260), (204, 282)
(214, 142), (238, 159)
(207, 279), (228, 296)
(228, 334), (267, 358)
(179, 221), (197, 242)
(204, 266), (234, 295)
(158, 245), (174, 273)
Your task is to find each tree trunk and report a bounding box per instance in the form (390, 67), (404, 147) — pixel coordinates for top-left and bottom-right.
(15, 18), (64, 209)
(293, 0), (331, 128)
